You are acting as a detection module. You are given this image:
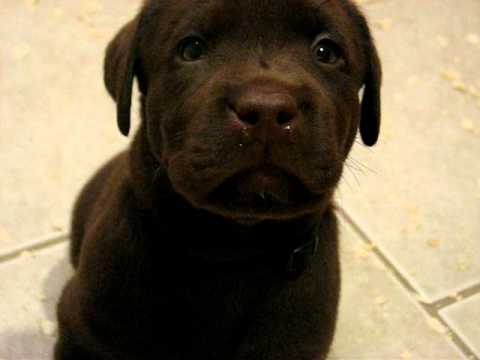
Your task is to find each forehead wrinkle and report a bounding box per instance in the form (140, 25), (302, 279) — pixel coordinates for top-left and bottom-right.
(155, 0), (357, 51)
(287, 0), (349, 33)
(166, 0), (236, 40)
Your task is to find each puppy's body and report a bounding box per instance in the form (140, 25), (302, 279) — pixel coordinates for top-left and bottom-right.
(59, 132), (339, 360)
(56, 1), (381, 359)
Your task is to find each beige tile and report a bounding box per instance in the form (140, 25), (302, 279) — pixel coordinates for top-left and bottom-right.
(329, 217), (464, 360)
(0, 243), (72, 359)
(441, 294), (480, 357)
(0, 0), (139, 252)
(337, 0), (480, 302)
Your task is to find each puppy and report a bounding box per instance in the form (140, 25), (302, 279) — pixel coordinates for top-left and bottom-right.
(55, 0), (381, 359)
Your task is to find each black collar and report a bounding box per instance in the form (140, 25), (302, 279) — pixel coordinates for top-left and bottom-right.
(185, 232), (319, 281)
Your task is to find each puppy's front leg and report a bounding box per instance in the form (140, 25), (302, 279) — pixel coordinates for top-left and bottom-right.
(55, 278), (105, 360)
(54, 335), (99, 360)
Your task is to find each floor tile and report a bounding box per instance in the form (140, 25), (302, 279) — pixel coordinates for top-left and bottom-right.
(440, 294), (480, 357)
(329, 216), (464, 360)
(337, 0), (480, 303)
(0, 0), (137, 252)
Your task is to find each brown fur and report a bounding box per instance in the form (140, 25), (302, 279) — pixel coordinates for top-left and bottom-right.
(55, 0), (381, 359)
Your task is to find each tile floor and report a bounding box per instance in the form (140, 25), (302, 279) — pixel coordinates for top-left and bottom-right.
(1, 0), (479, 359)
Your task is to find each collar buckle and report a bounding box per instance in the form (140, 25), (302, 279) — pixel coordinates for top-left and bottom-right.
(285, 235), (319, 280)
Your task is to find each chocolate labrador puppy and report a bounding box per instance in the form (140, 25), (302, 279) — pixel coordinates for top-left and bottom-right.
(55, 0), (381, 359)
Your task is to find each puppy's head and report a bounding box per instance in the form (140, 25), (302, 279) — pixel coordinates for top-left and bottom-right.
(104, 0), (381, 223)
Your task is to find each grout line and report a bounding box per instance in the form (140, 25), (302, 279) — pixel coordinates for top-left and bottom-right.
(0, 232), (69, 264)
(421, 304), (479, 360)
(433, 283), (480, 311)
(338, 207), (479, 360)
(337, 207), (419, 294)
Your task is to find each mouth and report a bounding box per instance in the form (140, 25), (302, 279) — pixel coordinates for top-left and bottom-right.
(203, 165), (328, 221)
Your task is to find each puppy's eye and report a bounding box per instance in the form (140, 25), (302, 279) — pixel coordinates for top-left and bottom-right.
(178, 37), (207, 62)
(312, 39), (342, 65)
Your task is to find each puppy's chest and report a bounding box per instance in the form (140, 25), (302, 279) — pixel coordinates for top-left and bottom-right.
(150, 270), (278, 324)
(128, 271), (282, 356)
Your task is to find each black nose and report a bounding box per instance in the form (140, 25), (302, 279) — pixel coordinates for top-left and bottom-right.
(229, 88), (299, 143)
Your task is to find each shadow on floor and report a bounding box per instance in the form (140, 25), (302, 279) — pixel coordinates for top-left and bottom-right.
(0, 255), (73, 360)
(0, 330), (56, 359)
(42, 257), (74, 321)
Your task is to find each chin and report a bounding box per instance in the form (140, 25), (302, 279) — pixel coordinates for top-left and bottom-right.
(197, 166), (337, 223)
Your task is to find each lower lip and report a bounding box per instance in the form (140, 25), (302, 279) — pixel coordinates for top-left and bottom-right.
(252, 172), (279, 188)
(237, 167), (286, 190)
(202, 168), (324, 219)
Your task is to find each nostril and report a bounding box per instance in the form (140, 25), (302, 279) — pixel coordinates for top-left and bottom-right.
(240, 111), (260, 126)
(277, 111), (294, 125)
(228, 102), (260, 126)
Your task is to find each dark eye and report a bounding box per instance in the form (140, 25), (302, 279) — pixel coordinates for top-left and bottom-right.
(312, 39), (342, 65)
(179, 37), (207, 61)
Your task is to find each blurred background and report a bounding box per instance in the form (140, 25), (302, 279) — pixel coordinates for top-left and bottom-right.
(0, 0), (479, 359)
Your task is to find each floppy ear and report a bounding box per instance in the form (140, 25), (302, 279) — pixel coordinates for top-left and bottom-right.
(104, 16), (143, 137)
(359, 39), (382, 146)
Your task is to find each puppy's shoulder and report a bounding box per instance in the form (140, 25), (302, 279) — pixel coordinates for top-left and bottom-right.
(72, 151), (132, 235)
